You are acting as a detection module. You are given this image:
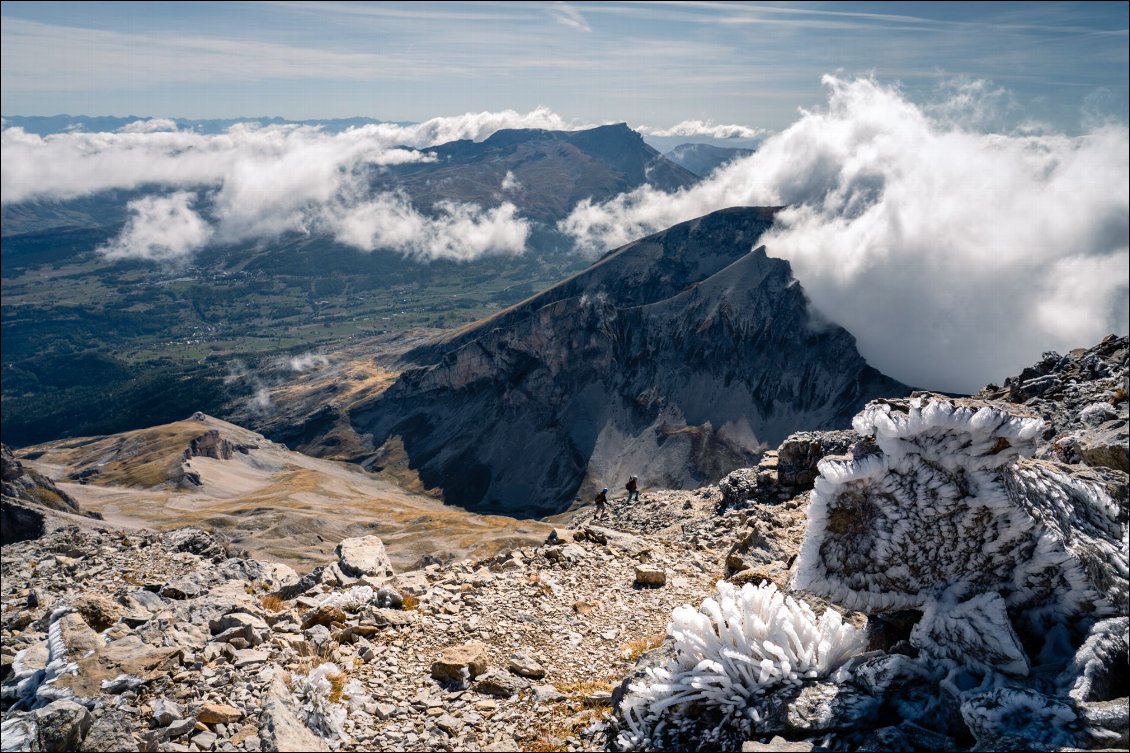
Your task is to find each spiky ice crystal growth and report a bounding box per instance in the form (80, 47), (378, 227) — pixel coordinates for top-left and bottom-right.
(289, 662), (348, 740)
(794, 396), (1126, 626)
(617, 580), (866, 749)
(319, 586), (377, 612)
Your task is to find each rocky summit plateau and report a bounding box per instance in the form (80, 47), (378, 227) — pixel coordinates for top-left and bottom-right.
(1, 333), (1125, 753)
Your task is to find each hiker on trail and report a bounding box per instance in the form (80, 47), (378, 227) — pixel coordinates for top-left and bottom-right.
(625, 475), (639, 504)
(594, 487), (608, 518)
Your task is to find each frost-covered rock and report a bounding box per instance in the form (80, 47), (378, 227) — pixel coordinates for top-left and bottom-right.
(959, 688), (1085, 750)
(794, 397), (1128, 663)
(1060, 616), (1129, 702)
(288, 662), (347, 740)
(777, 394), (1129, 749)
(616, 581), (866, 750)
(318, 585), (378, 613)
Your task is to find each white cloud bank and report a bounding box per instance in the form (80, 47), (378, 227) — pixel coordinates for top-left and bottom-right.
(561, 76), (1129, 393)
(98, 192), (212, 262)
(0, 108), (585, 261)
(636, 120), (763, 139)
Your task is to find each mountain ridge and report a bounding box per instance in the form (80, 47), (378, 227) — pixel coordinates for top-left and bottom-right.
(333, 207), (909, 515)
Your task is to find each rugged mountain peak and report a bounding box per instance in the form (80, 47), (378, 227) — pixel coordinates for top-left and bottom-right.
(346, 207), (909, 516)
(387, 123), (698, 222)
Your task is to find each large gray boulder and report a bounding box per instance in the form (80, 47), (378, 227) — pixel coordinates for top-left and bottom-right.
(34, 699), (92, 751)
(335, 536), (394, 578)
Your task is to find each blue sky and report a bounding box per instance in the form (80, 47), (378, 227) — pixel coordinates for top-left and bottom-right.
(1, 1), (1127, 131)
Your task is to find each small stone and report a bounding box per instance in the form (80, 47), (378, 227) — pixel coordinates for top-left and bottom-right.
(507, 651), (546, 679)
(532, 684), (564, 703)
(742, 737), (814, 752)
(435, 714), (463, 734)
(584, 690), (612, 706)
(634, 565), (666, 587)
(375, 587), (403, 609)
(229, 724), (258, 746)
(335, 536), (395, 578)
(34, 699), (92, 752)
(233, 649), (270, 668)
(301, 605), (347, 630)
(153, 698), (185, 727)
(191, 729), (218, 749)
(79, 710), (138, 751)
(431, 642), (489, 683)
(475, 669), (523, 698)
(164, 718), (197, 739)
(70, 593), (124, 632)
(196, 703), (243, 725)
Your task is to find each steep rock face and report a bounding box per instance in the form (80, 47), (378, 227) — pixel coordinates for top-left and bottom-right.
(349, 208), (909, 516)
(1, 443), (86, 544)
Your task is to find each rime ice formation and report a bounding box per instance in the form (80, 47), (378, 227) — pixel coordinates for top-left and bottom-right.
(289, 663), (349, 740)
(318, 585), (402, 613)
(1060, 616), (1129, 703)
(764, 394), (1129, 749)
(617, 581), (867, 749)
(794, 397), (1127, 629)
(959, 688), (1084, 750)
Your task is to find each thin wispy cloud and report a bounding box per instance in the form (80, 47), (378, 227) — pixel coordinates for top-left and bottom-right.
(0, 17), (432, 93)
(637, 120), (763, 139)
(548, 3), (592, 32)
(2, 4), (1124, 130)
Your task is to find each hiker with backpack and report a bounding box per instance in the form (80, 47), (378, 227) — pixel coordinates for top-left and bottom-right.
(625, 475), (639, 504)
(594, 487), (608, 519)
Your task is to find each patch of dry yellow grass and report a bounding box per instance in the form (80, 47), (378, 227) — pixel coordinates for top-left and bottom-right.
(259, 594), (286, 613)
(619, 632), (667, 661)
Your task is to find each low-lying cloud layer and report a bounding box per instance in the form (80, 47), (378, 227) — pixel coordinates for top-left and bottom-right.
(562, 76), (1129, 393)
(1, 108), (582, 261)
(637, 120), (763, 139)
(98, 192), (212, 262)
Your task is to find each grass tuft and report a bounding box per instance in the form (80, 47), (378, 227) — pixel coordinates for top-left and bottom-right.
(260, 593), (286, 613)
(619, 632), (667, 661)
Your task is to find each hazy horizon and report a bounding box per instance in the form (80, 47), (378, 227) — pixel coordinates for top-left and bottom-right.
(2, 1), (1126, 134)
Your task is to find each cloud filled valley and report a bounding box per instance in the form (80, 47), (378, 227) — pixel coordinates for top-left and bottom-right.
(0, 113), (552, 262)
(2, 79), (1127, 391)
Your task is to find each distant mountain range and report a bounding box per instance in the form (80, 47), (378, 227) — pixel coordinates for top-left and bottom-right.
(376, 123), (698, 224)
(298, 207), (909, 516)
(0, 114), (402, 135)
(1, 122), (696, 237)
(663, 143), (755, 178)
